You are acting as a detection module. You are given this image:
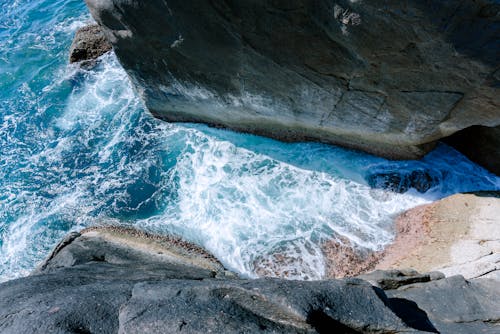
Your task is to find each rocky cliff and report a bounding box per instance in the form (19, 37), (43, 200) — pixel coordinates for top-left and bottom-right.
(0, 227), (499, 333)
(83, 0), (499, 160)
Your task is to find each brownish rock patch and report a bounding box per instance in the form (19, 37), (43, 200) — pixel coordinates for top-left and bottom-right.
(321, 236), (382, 278)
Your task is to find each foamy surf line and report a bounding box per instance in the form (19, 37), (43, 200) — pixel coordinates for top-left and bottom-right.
(1, 1), (500, 282)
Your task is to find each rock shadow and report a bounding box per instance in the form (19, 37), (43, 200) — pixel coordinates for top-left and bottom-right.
(306, 309), (362, 334)
(373, 287), (439, 333)
(387, 297), (439, 333)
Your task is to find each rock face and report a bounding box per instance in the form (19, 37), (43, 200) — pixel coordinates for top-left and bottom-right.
(376, 193), (500, 280)
(1, 227), (500, 333)
(69, 24), (112, 64)
(84, 0), (499, 159)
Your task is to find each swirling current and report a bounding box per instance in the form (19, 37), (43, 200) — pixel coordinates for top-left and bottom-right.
(1, 0), (499, 282)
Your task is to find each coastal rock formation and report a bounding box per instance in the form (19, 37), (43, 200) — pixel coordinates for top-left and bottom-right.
(365, 169), (440, 193)
(357, 269), (444, 290)
(444, 125), (500, 175)
(84, 0), (499, 159)
(376, 192), (500, 280)
(1, 227), (499, 333)
(69, 24), (112, 64)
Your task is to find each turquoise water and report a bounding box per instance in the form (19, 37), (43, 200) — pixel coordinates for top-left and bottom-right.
(1, 0), (499, 281)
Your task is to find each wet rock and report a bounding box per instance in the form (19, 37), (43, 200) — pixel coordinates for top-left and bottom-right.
(321, 236), (382, 279)
(69, 24), (112, 64)
(84, 0), (499, 160)
(366, 169), (440, 193)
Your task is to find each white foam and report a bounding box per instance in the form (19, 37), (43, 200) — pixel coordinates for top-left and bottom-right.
(128, 127), (431, 279)
(2, 6), (500, 282)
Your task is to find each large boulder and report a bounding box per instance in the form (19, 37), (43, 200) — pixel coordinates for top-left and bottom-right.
(84, 0), (499, 159)
(387, 276), (500, 334)
(1, 227), (500, 333)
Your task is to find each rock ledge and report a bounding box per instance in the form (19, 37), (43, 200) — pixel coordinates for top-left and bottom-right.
(0, 226), (499, 333)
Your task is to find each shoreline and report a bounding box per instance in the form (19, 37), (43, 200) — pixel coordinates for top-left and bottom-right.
(320, 192), (500, 280)
(76, 193), (500, 281)
(375, 192), (500, 279)
(2, 194), (499, 333)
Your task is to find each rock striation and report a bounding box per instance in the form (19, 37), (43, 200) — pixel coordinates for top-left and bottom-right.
(84, 0), (499, 159)
(1, 226), (499, 333)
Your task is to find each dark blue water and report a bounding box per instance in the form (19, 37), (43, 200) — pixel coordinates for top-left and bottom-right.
(1, 0), (499, 281)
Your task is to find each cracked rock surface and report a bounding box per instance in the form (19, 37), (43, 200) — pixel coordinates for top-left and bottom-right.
(84, 0), (499, 159)
(0, 227), (499, 333)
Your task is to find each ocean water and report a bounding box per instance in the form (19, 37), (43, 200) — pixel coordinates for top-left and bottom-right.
(1, 0), (499, 282)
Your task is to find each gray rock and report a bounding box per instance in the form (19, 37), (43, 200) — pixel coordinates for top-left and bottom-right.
(119, 279), (412, 333)
(0, 273), (133, 334)
(356, 269), (440, 290)
(428, 271), (446, 281)
(84, 0), (500, 160)
(33, 228), (226, 280)
(1, 229), (499, 333)
(388, 276), (500, 334)
(69, 24), (112, 64)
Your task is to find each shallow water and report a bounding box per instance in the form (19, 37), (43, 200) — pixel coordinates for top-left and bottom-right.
(1, 0), (499, 282)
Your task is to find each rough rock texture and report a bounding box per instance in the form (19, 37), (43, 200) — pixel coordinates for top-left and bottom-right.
(357, 269), (444, 290)
(84, 0), (499, 159)
(365, 169), (440, 193)
(1, 227), (500, 333)
(321, 236), (382, 278)
(69, 24), (112, 64)
(444, 125), (500, 175)
(387, 276), (500, 334)
(34, 226), (228, 279)
(376, 193), (500, 280)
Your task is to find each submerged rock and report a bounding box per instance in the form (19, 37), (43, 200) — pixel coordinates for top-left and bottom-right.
(84, 0), (499, 160)
(365, 169), (440, 193)
(1, 226), (499, 333)
(69, 24), (112, 64)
